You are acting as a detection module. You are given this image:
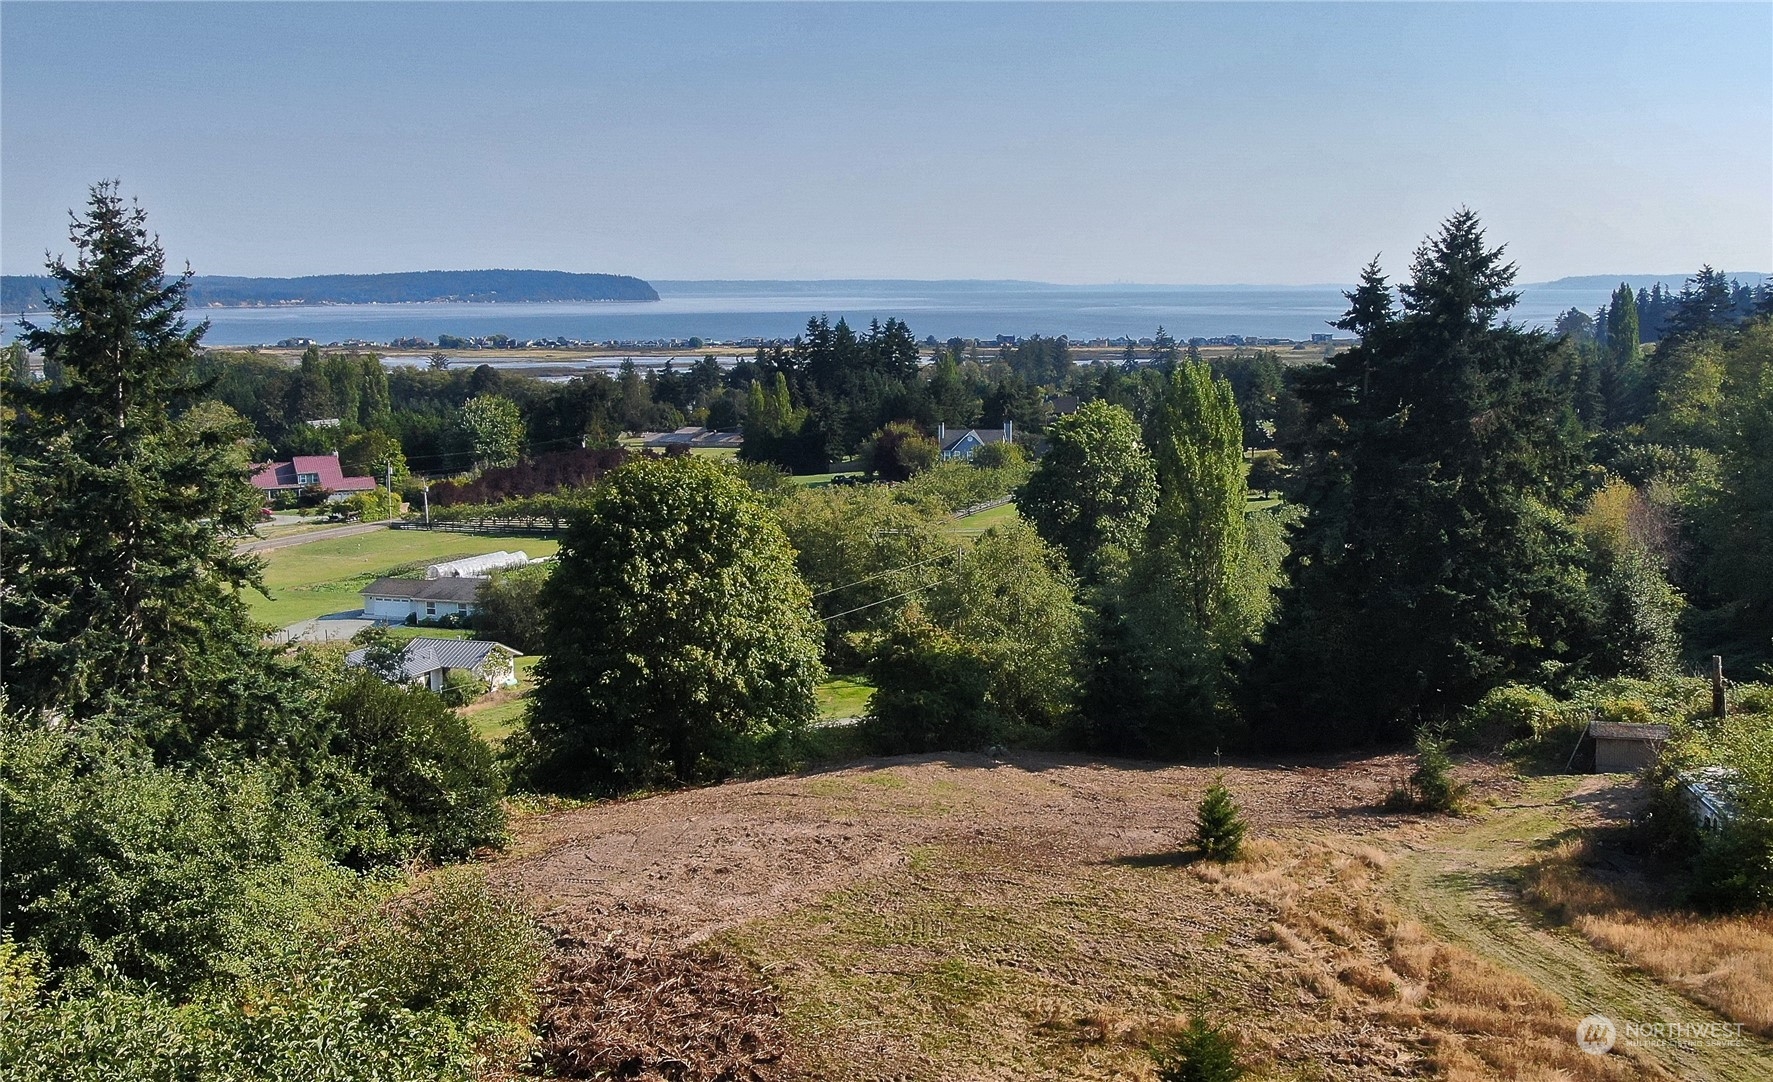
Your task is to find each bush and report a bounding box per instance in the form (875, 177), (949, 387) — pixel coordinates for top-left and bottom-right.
(1155, 1017), (1244, 1082)
(1655, 709), (1773, 910)
(968, 441), (1027, 471)
(1192, 779), (1247, 862)
(473, 564), (550, 655)
(1460, 684), (1563, 752)
(341, 868), (544, 1038)
(0, 725), (333, 992)
(863, 421), (939, 482)
(1, 863), (546, 1082)
(325, 673), (508, 862)
(862, 612), (994, 754)
(439, 668), (489, 707)
(1388, 730), (1466, 814)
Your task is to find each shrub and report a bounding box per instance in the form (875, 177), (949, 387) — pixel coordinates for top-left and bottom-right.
(969, 441), (1027, 471)
(1460, 684), (1562, 752)
(862, 612), (994, 754)
(1656, 710), (1773, 910)
(863, 421), (939, 482)
(473, 564), (550, 655)
(1155, 1017), (1244, 1082)
(0, 725), (332, 992)
(439, 668), (489, 707)
(1192, 778), (1247, 862)
(1388, 729), (1466, 814)
(344, 869), (544, 1032)
(325, 673), (507, 862)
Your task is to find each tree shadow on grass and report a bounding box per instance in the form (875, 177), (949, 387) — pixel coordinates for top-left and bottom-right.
(1111, 849), (1205, 869)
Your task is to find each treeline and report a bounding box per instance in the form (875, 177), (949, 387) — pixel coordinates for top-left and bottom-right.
(1, 268), (658, 311)
(508, 212), (1773, 792)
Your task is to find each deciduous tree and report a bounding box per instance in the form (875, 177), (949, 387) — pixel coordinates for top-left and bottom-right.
(516, 456), (823, 793)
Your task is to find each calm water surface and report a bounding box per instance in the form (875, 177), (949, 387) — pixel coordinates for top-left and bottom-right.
(4, 281), (1622, 348)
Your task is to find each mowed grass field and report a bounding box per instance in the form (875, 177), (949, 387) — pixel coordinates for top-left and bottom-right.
(243, 528), (559, 628)
(949, 500), (1018, 537)
(495, 756), (1773, 1080)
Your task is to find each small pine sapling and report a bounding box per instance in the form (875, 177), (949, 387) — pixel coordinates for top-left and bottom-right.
(1193, 777), (1247, 862)
(1155, 1016), (1244, 1082)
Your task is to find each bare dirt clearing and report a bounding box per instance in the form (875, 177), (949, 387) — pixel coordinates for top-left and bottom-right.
(496, 752), (1416, 946)
(494, 753), (1769, 1080)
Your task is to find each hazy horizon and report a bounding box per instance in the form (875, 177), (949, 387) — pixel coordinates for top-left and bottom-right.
(4, 3), (1769, 284)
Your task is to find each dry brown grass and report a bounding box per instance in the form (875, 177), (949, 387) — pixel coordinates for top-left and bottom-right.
(1201, 838), (1672, 1081)
(1524, 837), (1773, 1037)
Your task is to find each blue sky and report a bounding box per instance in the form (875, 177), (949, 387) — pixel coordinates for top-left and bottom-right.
(3, 2), (1768, 283)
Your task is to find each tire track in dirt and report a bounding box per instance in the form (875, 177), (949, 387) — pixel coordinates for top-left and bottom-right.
(1392, 779), (1773, 1082)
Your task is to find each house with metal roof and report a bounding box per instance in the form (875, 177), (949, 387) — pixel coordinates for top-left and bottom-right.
(345, 636), (519, 695)
(250, 453), (378, 498)
(938, 420), (1014, 461)
(361, 576), (488, 623)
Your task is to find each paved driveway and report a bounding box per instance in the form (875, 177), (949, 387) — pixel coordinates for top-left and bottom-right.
(273, 611), (377, 645)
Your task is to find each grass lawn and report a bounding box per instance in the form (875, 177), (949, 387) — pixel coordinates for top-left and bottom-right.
(816, 675), (875, 720)
(245, 530), (559, 629)
(949, 500), (1019, 537)
(460, 655), (539, 744)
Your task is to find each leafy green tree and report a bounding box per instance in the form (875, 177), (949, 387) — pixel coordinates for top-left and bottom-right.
(341, 429), (408, 486)
(968, 440), (1026, 470)
(472, 564), (551, 655)
(1250, 211), (1591, 748)
(921, 521), (1084, 731)
(1574, 480), (1682, 678)
(775, 484), (954, 663)
(516, 455), (824, 793)
(458, 394), (524, 470)
(1146, 362), (1250, 648)
(1015, 400), (1157, 578)
(862, 610), (994, 755)
(863, 420), (939, 481)
(1, 182), (294, 744)
(1696, 319), (1773, 656)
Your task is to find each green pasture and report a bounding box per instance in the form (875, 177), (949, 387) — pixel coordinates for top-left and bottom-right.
(244, 528), (559, 629)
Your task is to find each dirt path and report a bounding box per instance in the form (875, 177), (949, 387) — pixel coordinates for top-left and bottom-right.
(1392, 776), (1773, 1082)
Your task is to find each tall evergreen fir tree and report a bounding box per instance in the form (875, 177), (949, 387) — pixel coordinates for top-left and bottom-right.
(1, 182), (296, 750)
(1249, 211), (1592, 748)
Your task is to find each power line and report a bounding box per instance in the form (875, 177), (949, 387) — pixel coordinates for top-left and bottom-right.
(809, 549), (960, 600)
(821, 573), (959, 623)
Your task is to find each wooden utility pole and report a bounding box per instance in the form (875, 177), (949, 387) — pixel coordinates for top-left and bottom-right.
(1713, 656), (1727, 719)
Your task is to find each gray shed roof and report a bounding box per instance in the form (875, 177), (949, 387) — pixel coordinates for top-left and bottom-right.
(1588, 721), (1671, 742)
(345, 637), (516, 681)
(361, 576), (488, 603)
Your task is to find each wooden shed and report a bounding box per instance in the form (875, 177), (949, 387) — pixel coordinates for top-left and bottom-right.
(1581, 721), (1671, 773)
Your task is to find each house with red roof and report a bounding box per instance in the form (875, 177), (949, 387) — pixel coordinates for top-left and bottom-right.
(250, 453), (379, 500)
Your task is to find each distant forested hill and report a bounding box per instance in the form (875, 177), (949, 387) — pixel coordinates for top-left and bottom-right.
(1, 269), (658, 312)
